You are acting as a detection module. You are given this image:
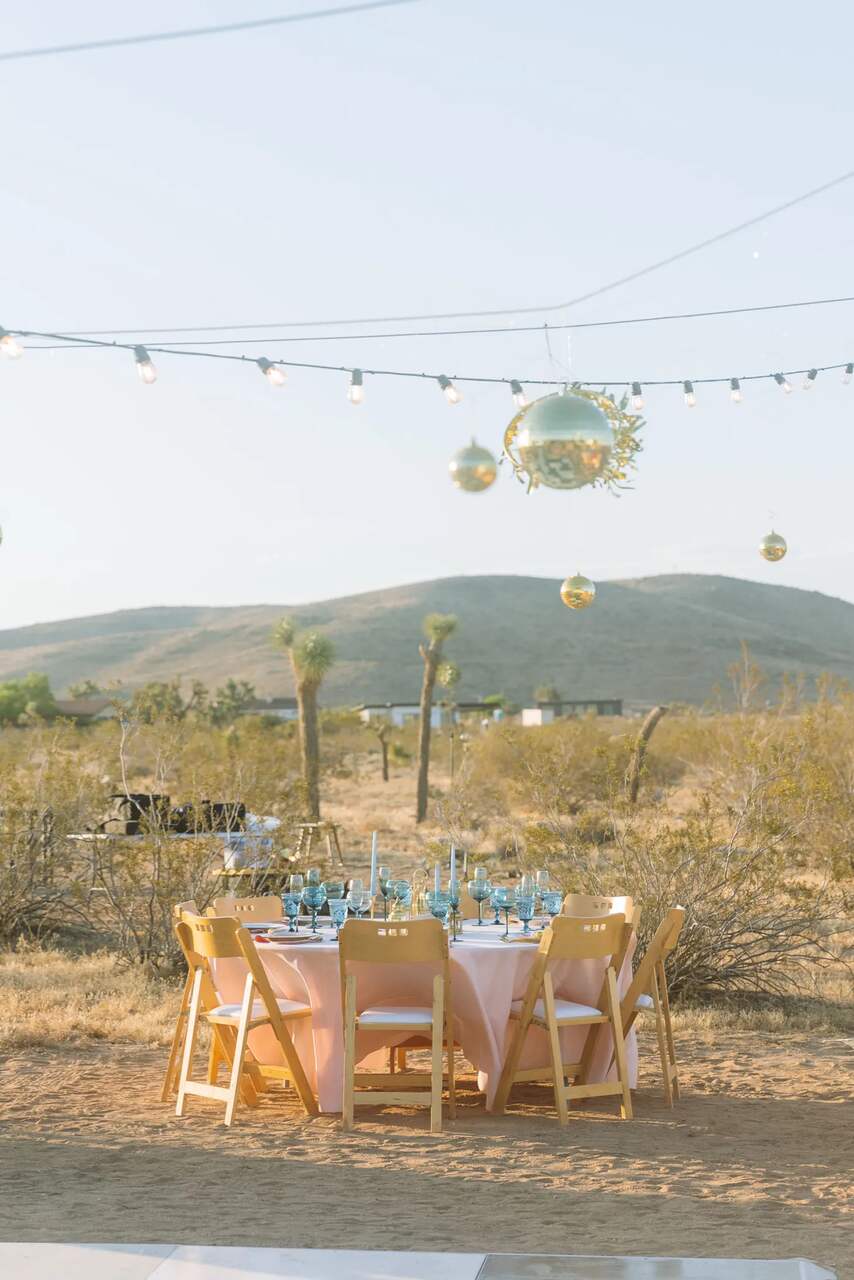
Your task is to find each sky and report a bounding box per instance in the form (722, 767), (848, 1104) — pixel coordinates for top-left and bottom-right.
(2, 0), (854, 628)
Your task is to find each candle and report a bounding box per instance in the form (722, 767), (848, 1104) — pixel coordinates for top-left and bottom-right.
(434, 862), (441, 894)
(369, 831), (378, 896)
(450, 846), (456, 887)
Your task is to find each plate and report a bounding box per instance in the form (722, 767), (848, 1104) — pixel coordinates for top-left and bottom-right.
(266, 929), (324, 944)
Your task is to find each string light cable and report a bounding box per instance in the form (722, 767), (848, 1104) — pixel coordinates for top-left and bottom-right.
(5, 324), (854, 403)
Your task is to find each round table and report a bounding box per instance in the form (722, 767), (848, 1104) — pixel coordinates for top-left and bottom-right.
(214, 923), (638, 1114)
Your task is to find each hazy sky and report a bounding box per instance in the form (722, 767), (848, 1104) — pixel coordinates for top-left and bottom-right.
(2, 0), (854, 629)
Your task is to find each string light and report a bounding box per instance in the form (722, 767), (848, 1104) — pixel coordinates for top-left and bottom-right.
(134, 345), (157, 384)
(0, 326), (23, 359)
(509, 379), (527, 408)
(802, 367), (818, 390)
(729, 377), (743, 403)
(683, 379), (696, 408)
(773, 372), (793, 393)
(630, 381), (644, 410)
(438, 374), (461, 405)
(843, 363), (853, 384)
(256, 356), (287, 387)
(348, 368), (364, 404)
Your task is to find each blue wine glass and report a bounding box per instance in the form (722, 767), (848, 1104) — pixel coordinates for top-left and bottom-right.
(329, 898), (349, 935)
(467, 876), (492, 926)
(391, 879), (412, 915)
(426, 890), (450, 926)
(492, 887), (516, 938)
(306, 867), (322, 887)
(489, 886), (504, 925)
(282, 892), (301, 933)
(347, 887), (370, 919)
(516, 894), (535, 936)
(377, 865), (392, 920)
(323, 880), (345, 901)
(301, 883), (327, 933)
(541, 890), (563, 926)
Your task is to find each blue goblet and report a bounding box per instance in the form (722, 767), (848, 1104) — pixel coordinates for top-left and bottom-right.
(516, 893), (535, 936)
(489, 886), (504, 925)
(329, 898), (349, 935)
(301, 883), (327, 934)
(541, 890), (563, 926)
(390, 879), (411, 917)
(426, 890), (450, 926)
(467, 877), (492, 926)
(282, 892), (301, 933)
(492, 887), (516, 938)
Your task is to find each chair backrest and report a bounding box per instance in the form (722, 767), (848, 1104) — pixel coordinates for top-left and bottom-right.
(621, 907), (686, 1026)
(173, 899), (199, 921)
(208, 894), (283, 924)
(338, 917), (447, 967)
(540, 912), (626, 963)
(563, 891), (634, 919)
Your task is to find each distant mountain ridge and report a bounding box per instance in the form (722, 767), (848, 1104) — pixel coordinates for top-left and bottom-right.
(0, 574), (852, 707)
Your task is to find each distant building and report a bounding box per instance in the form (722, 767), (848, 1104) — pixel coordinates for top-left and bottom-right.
(522, 698), (623, 726)
(358, 702), (439, 729)
(239, 697), (298, 721)
(54, 697), (116, 724)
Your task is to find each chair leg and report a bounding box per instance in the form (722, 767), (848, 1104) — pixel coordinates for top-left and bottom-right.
(397, 1046), (407, 1072)
(430, 974), (444, 1134)
(223, 974), (254, 1127)
(175, 968), (204, 1117)
(651, 968), (673, 1106)
(342, 974), (356, 1130)
(658, 961), (680, 1101)
(542, 974), (568, 1125)
(445, 1011), (456, 1120)
(605, 967), (633, 1120)
(161, 971), (192, 1102)
(207, 1035), (221, 1084)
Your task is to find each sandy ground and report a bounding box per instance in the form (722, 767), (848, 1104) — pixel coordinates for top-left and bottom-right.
(0, 1029), (851, 1274)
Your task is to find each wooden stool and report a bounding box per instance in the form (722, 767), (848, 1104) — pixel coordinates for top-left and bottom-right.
(295, 821), (344, 866)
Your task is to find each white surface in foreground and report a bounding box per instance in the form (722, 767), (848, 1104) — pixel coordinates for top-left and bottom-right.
(0, 1244), (836, 1279)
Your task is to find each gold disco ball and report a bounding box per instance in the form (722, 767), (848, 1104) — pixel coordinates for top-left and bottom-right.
(449, 438), (498, 492)
(505, 390), (614, 490)
(759, 530), (787, 562)
(560, 572), (596, 610)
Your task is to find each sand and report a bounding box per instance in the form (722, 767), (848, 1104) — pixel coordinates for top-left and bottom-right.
(0, 1027), (851, 1274)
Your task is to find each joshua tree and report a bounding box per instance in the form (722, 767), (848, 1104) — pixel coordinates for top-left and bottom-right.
(437, 660), (462, 780)
(415, 613), (457, 823)
(372, 721), (392, 782)
(273, 620), (335, 821)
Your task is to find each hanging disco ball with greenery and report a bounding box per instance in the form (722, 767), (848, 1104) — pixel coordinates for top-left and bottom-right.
(449, 438), (498, 492)
(759, 530), (787, 562)
(503, 386), (643, 492)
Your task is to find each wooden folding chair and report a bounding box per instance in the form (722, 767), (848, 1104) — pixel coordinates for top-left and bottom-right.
(493, 914), (633, 1123)
(620, 907), (685, 1106)
(339, 918), (455, 1133)
(563, 891), (634, 919)
(174, 913), (318, 1126)
(160, 901), (201, 1102)
(207, 894), (284, 924)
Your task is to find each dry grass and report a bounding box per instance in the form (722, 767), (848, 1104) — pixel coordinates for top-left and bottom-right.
(0, 947), (180, 1051)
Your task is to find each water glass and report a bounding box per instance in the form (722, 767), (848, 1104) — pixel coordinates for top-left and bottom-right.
(489, 886), (504, 925)
(307, 867), (322, 886)
(519, 873), (536, 897)
(536, 869), (550, 896)
(516, 894), (535, 936)
(377, 865), (393, 919)
(346, 887), (370, 918)
(301, 883), (327, 933)
(492, 886), (516, 938)
(541, 890), (563, 925)
(323, 880), (345, 901)
(282, 892), (301, 933)
(426, 890), (450, 926)
(329, 898), (349, 935)
(289, 873), (304, 895)
(467, 876), (492, 925)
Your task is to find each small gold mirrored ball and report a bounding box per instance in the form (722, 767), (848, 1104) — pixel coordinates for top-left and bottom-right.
(560, 572), (596, 610)
(449, 439), (498, 493)
(759, 531), (787, 562)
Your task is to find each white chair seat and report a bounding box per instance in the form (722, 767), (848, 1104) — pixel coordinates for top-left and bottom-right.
(357, 1005), (434, 1029)
(635, 993), (655, 1011)
(510, 997), (603, 1023)
(209, 997), (310, 1020)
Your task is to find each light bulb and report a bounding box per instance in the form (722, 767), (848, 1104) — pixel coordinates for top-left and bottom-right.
(802, 368), (817, 391)
(438, 374), (461, 405)
(843, 363), (853, 385)
(509, 379), (527, 408)
(630, 381), (644, 411)
(683, 379), (696, 408)
(773, 372), (792, 394)
(256, 357), (286, 387)
(730, 377), (743, 403)
(348, 369), (364, 404)
(0, 327), (23, 359)
(134, 345), (157, 384)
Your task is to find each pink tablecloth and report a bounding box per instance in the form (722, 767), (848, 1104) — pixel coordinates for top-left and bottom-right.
(213, 926), (637, 1114)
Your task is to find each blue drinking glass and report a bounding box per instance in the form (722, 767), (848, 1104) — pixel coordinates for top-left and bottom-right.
(282, 892), (301, 933)
(347, 888), (370, 919)
(467, 877), (492, 925)
(516, 893), (535, 936)
(323, 880), (345, 901)
(489, 886), (504, 925)
(377, 866), (393, 920)
(391, 880), (412, 914)
(492, 886), (516, 938)
(301, 883), (327, 933)
(541, 890), (563, 925)
(426, 890), (450, 926)
(329, 898), (349, 935)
